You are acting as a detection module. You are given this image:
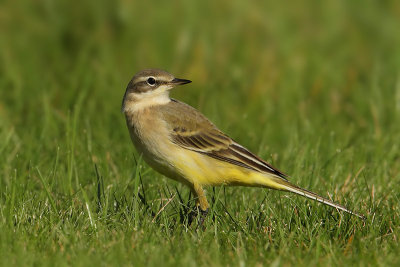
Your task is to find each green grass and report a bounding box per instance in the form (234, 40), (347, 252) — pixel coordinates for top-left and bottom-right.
(1, 0), (400, 266)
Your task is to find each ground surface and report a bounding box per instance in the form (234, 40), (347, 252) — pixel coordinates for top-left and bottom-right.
(0, 0), (399, 266)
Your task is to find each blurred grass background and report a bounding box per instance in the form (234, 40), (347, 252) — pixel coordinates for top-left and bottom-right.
(1, 0), (399, 266)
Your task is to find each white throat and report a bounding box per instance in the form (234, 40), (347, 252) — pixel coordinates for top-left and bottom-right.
(122, 90), (171, 113)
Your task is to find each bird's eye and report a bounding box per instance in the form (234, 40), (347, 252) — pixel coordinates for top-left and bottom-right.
(147, 77), (156, 86)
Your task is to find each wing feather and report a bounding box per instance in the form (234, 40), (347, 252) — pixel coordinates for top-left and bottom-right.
(171, 129), (287, 179)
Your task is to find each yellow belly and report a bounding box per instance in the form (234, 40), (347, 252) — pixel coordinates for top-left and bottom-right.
(171, 149), (287, 190)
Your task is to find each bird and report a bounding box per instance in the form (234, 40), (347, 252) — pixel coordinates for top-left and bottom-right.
(121, 68), (365, 221)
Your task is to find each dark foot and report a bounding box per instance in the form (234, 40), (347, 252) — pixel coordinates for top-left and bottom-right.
(197, 208), (209, 230)
(187, 207), (209, 228)
(188, 207), (208, 228)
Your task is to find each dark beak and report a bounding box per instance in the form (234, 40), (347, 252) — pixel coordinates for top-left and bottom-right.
(171, 78), (192, 85)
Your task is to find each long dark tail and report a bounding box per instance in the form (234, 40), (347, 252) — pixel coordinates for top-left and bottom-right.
(277, 179), (365, 219)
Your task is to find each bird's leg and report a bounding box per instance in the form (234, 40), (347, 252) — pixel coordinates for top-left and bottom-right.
(194, 184), (209, 212)
(188, 184), (209, 228)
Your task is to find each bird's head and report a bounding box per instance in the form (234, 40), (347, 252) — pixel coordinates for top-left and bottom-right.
(122, 69), (191, 113)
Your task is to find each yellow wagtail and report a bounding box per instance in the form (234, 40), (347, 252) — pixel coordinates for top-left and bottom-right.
(122, 69), (365, 220)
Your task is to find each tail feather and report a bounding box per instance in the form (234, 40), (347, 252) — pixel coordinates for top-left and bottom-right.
(277, 179), (365, 220)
